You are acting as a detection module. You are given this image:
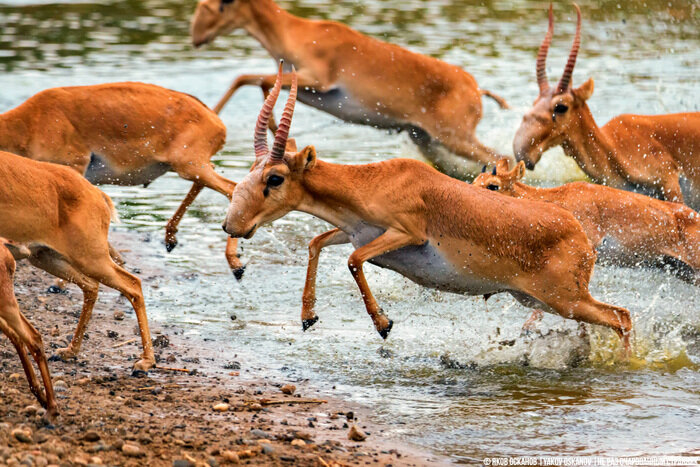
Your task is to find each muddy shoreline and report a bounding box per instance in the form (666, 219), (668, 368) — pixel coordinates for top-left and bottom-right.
(0, 234), (447, 466)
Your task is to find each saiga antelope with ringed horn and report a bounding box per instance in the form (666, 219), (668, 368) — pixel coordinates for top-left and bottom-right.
(223, 64), (632, 351)
(0, 240), (59, 418)
(190, 0), (511, 173)
(0, 82), (245, 279)
(474, 160), (700, 285)
(0, 151), (155, 371)
(514, 4), (700, 208)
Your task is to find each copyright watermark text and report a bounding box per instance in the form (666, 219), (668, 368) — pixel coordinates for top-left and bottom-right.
(482, 456), (700, 466)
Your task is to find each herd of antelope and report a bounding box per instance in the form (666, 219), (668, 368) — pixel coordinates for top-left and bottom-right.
(1, 0), (697, 420)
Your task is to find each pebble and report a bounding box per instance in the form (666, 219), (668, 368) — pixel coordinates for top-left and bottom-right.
(220, 451), (239, 463)
(76, 377), (91, 385)
(9, 373), (21, 380)
(12, 428), (33, 443)
(89, 457), (102, 465)
(172, 460), (194, 467)
(348, 424), (367, 442)
(290, 439), (305, 447)
(113, 310), (125, 321)
(248, 403), (262, 411)
(121, 443), (143, 457)
(50, 326), (60, 337)
(212, 403), (229, 412)
(53, 380), (68, 392)
(261, 445), (275, 455)
(280, 384), (296, 395)
(83, 431), (101, 442)
(21, 405), (38, 416)
(34, 456), (48, 467)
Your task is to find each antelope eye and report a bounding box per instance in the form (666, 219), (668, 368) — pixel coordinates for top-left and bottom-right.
(266, 175), (284, 187)
(486, 184), (499, 191)
(553, 103), (569, 114)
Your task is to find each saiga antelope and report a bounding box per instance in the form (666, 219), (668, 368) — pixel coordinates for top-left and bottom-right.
(222, 66), (632, 351)
(474, 160), (700, 285)
(0, 240), (59, 418)
(190, 0), (510, 172)
(0, 151), (155, 371)
(0, 82), (245, 279)
(514, 4), (700, 208)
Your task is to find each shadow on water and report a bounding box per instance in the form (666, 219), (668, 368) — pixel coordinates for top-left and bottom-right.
(1, 0), (699, 462)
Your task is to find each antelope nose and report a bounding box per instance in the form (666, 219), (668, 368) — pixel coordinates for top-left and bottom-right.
(222, 224), (228, 233)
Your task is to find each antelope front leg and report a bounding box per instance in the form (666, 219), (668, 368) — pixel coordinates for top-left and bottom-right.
(347, 230), (423, 339)
(165, 182), (204, 253)
(301, 228), (350, 331)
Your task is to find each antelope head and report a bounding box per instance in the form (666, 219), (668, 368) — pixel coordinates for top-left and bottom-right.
(473, 160), (526, 195)
(513, 4), (595, 169)
(191, 0), (254, 47)
(223, 61), (316, 239)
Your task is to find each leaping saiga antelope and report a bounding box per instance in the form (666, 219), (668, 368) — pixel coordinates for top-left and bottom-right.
(474, 160), (700, 285)
(222, 65), (632, 351)
(190, 0), (510, 170)
(0, 82), (245, 279)
(0, 151), (155, 371)
(514, 4), (700, 209)
(0, 240), (59, 418)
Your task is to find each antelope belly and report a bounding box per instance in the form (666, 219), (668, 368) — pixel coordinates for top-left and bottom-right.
(348, 224), (501, 296)
(297, 86), (400, 129)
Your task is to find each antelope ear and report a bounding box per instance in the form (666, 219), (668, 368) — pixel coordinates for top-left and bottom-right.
(515, 161), (526, 180)
(496, 158), (510, 172)
(285, 138), (298, 153)
(293, 145), (316, 171)
(575, 78), (594, 101)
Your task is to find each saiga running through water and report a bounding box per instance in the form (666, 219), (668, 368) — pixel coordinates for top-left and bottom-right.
(0, 83), (245, 278)
(223, 64), (632, 351)
(0, 151), (155, 371)
(513, 4), (700, 208)
(474, 160), (700, 285)
(191, 0), (510, 173)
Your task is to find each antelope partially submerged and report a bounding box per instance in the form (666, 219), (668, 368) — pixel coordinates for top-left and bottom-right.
(0, 82), (244, 278)
(0, 240), (59, 418)
(0, 151), (155, 371)
(514, 4), (700, 208)
(223, 65), (632, 350)
(474, 160), (700, 285)
(190, 0), (510, 174)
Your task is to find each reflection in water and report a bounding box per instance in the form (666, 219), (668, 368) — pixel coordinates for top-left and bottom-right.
(1, 0), (699, 462)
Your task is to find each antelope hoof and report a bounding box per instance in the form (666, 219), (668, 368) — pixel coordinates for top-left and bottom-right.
(51, 347), (78, 362)
(132, 357), (156, 373)
(47, 285), (66, 295)
(378, 320), (394, 340)
(42, 407), (59, 423)
(302, 316), (319, 331)
(165, 239), (178, 253)
(232, 265), (246, 281)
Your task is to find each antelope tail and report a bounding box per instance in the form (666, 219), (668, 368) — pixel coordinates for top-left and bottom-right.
(480, 89), (510, 110)
(101, 192), (120, 224)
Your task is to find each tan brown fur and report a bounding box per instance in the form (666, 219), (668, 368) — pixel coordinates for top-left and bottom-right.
(222, 69), (632, 350)
(0, 241), (58, 418)
(0, 151), (155, 371)
(514, 5), (700, 208)
(474, 160), (700, 284)
(191, 0), (509, 165)
(0, 82), (244, 275)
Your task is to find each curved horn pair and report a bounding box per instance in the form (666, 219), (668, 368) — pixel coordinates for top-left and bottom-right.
(253, 59), (298, 162)
(536, 3), (582, 95)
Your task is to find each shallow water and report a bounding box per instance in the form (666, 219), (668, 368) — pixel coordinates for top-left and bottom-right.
(1, 0), (699, 463)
